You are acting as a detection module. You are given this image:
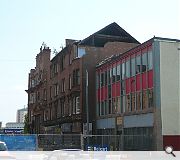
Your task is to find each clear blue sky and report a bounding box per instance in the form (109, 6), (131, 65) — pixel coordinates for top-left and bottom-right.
(0, 0), (179, 126)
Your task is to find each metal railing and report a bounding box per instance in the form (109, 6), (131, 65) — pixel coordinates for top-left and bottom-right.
(0, 134), (153, 151)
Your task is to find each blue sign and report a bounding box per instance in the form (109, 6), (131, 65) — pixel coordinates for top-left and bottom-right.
(4, 129), (23, 134)
(0, 135), (37, 151)
(86, 145), (109, 151)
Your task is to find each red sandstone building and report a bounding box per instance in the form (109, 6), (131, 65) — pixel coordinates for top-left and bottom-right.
(26, 22), (139, 134)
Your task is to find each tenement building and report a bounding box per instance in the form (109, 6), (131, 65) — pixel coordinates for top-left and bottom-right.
(96, 37), (180, 150)
(26, 22), (140, 134)
(26, 45), (51, 133)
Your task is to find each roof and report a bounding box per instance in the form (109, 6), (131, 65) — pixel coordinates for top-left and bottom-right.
(79, 22), (140, 47)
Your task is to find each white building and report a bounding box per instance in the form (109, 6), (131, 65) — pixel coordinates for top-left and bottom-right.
(5, 122), (24, 129)
(16, 107), (27, 123)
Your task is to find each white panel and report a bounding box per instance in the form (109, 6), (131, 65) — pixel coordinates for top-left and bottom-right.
(124, 113), (154, 128)
(160, 41), (180, 135)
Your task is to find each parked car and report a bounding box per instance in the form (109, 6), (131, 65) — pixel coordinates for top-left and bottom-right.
(0, 141), (8, 151)
(0, 141), (16, 160)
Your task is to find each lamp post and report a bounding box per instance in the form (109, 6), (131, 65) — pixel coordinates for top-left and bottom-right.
(86, 70), (90, 145)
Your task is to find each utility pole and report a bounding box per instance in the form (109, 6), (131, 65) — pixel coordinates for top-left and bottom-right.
(86, 70), (90, 144)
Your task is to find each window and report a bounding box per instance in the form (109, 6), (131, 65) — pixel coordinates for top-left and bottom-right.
(148, 50), (153, 70)
(43, 89), (47, 100)
(72, 96), (80, 114)
(77, 47), (86, 57)
(73, 69), (80, 86)
(108, 85), (111, 98)
(148, 89), (153, 108)
(97, 102), (100, 116)
(101, 101), (104, 116)
(96, 73), (100, 90)
(108, 99), (112, 114)
(121, 80), (125, 95)
(50, 86), (52, 99)
(100, 72), (104, 87)
(72, 97), (76, 114)
(142, 53), (147, 72)
(60, 55), (65, 71)
(69, 75), (72, 90)
(126, 60), (130, 78)
(108, 69), (111, 84)
(136, 56), (141, 74)
(104, 100), (108, 115)
(116, 97), (120, 113)
(76, 96), (80, 114)
(121, 95), (126, 113)
(142, 90), (148, 109)
(131, 58), (135, 76)
(54, 84), (59, 96)
(122, 62), (125, 80)
(61, 99), (65, 116)
(54, 63), (58, 74)
(61, 79), (65, 92)
(105, 71), (107, 85)
(112, 66), (116, 83)
(112, 98), (116, 114)
(131, 93), (135, 111)
(136, 92), (141, 110)
(117, 65), (120, 81)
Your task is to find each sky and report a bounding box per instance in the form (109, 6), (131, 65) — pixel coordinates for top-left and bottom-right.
(0, 0), (179, 127)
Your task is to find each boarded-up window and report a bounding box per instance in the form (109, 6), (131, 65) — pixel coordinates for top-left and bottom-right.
(117, 97), (121, 113)
(136, 92), (141, 110)
(112, 98), (116, 114)
(121, 96), (125, 113)
(131, 93), (135, 111)
(126, 94), (131, 112)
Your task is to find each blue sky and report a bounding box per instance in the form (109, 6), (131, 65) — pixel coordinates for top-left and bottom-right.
(0, 0), (179, 126)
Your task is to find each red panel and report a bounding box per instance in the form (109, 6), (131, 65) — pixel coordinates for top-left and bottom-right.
(142, 72), (147, 89)
(130, 77), (136, 92)
(163, 135), (180, 151)
(148, 70), (153, 88)
(126, 78), (130, 94)
(116, 82), (120, 96)
(112, 83), (116, 97)
(136, 74), (141, 91)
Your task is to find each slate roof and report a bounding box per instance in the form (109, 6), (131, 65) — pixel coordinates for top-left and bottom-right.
(79, 22), (140, 47)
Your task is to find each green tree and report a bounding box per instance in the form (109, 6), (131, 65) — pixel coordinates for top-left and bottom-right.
(24, 114), (30, 134)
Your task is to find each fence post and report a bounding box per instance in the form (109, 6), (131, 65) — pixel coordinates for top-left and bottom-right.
(36, 134), (38, 151)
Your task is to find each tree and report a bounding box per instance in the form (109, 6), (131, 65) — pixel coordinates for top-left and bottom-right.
(24, 114), (30, 134)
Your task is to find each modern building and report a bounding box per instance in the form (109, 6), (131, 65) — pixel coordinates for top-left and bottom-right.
(16, 107), (27, 123)
(26, 22), (140, 134)
(96, 37), (180, 150)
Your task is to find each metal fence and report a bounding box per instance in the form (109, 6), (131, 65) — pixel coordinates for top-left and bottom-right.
(0, 134), (153, 151)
